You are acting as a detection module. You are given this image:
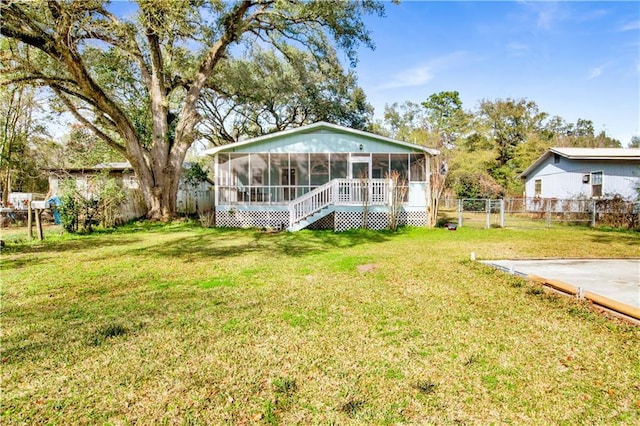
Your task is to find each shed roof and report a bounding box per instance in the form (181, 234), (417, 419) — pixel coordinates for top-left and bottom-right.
(520, 147), (640, 178)
(47, 162), (134, 173)
(202, 121), (440, 156)
(549, 147), (640, 159)
(47, 162), (214, 184)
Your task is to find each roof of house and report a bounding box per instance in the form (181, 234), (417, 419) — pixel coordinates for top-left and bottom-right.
(549, 147), (640, 159)
(48, 162), (134, 173)
(520, 147), (640, 178)
(202, 121), (440, 156)
(95, 162), (133, 170)
(48, 162), (214, 184)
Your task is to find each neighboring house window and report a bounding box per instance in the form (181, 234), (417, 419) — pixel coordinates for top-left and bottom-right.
(534, 179), (542, 197)
(591, 171), (603, 197)
(127, 175), (138, 189)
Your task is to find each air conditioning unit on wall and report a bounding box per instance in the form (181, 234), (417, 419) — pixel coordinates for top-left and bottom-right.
(582, 174), (590, 183)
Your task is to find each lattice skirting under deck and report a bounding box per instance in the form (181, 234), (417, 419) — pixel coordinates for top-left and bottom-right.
(307, 213), (335, 230)
(333, 210), (428, 232)
(216, 210), (289, 230)
(215, 208), (428, 231)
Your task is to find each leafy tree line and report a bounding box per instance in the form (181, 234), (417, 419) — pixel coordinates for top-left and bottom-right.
(377, 94), (624, 200)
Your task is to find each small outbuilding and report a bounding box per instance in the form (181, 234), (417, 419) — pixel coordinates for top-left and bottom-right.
(203, 121), (439, 231)
(520, 148), (640, 201)
(48, 162), (215, 223)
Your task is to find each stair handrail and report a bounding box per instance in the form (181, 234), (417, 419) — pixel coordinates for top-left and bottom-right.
(288, 178), (391, 228)
(288, 180), (337, 227)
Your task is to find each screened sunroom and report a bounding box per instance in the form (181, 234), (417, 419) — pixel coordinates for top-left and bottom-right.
(204, 122), (439, 231)
(215, 152), (429, 205)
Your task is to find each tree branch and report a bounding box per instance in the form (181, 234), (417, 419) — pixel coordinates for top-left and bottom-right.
(52, 87), (126, 157)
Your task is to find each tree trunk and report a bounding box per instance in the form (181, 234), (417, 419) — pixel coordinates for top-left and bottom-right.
(2, 172), (10, 206)
(427, 155), (446, 228)
(136, 157), (183, 221)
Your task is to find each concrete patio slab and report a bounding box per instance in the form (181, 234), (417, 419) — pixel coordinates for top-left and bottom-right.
(481, 259), (640, 309)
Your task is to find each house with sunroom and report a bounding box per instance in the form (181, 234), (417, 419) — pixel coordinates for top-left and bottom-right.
(519, 147), (640, 202)
(203, 122), (439, 231)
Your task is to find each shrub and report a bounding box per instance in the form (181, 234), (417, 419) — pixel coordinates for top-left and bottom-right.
(595, 195), (638, 229)
(386, 170), (407, 232)
(199, 210), (216, 228)
(58, 172), (125, 233)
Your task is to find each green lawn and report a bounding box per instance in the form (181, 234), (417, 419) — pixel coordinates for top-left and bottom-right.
(1, 223), (639, 424)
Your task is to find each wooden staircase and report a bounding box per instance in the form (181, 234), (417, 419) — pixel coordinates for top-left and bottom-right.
(287, 179), (389, 231)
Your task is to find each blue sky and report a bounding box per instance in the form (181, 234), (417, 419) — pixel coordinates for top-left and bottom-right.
(354, 1), (639, 145)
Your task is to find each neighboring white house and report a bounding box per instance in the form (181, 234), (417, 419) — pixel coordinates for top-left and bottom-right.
(203, 121), (439, 231)
(520, 148), (640, 201)
(48, 162), (215, 223)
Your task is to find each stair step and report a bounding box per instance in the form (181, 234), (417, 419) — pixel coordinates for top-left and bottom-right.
(288, 206), (335, 232)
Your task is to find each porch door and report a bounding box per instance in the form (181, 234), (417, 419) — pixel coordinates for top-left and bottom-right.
(281, 168), (295, 201)
(350, 157), (371, 204)
(350, 161), (370, 180)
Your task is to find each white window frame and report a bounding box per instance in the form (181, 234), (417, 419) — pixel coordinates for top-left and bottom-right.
(534, 179), (542, 197)
(591, 171), (603, 198)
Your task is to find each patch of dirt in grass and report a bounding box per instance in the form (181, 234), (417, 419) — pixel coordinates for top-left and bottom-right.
(357, 263), (378, 273)
(339, 398), (366, 417)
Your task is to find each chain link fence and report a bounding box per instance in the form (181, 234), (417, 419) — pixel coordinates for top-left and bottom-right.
(438, 197), (639, 230)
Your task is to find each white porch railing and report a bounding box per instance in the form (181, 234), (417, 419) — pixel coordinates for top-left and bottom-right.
(288, 178), (389, 227)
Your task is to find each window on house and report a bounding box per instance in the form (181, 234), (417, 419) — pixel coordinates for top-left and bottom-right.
(591, 171), (603, 198)
(534, 179), (542, 197)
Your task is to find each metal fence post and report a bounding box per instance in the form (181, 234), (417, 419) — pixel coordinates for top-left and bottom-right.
(485, 199), (491, 229)
(546, 201), (551, 228)
(500, 199), (505, 228)
(458, 199), (463, 228)
(591, 199), (596, 227)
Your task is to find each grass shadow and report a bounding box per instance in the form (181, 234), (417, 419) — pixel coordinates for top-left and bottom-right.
(120, 227), (394, 261)
(0, 236), (143, 259)
(588, 229), (640, 247)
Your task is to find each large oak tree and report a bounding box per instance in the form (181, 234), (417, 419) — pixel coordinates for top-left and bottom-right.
(0, 0), (384, 220)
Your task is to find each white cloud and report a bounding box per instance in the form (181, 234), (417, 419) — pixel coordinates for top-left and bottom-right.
(587, 65), (604, 80)
(377, 51), (468, 90)
(507, 42), (529, 56)
(518, 0), (564, 31)
(518, 1), (607, 31)
(619, 20), (640, 32)
(574, 8), (609, 24)
(378, 65), (434, 90)
(535, 3), (559, 30)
